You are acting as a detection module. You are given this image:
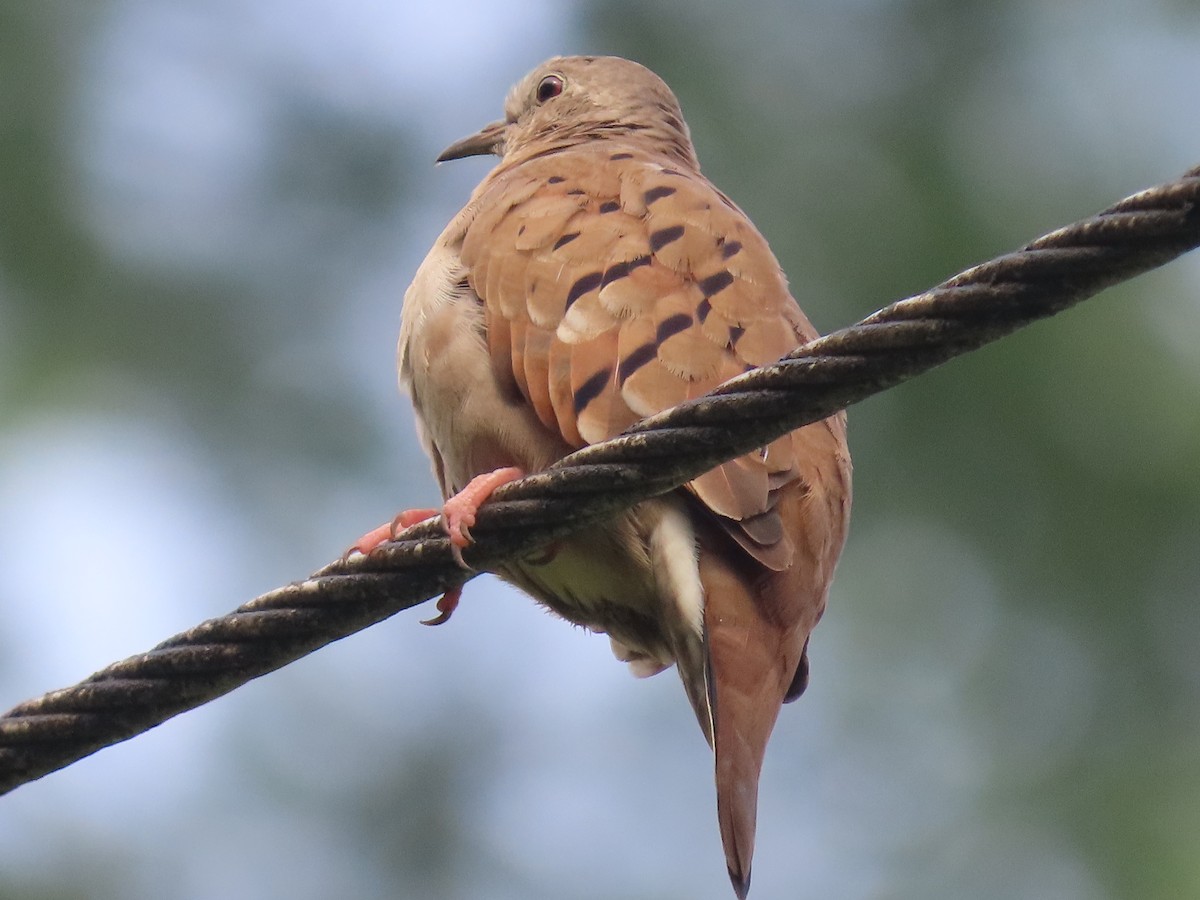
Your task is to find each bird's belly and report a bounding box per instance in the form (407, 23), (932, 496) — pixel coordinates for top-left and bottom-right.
(498, 506), (678, 670)
(403, 300), (574, 493)
(400, 271), (687, 672)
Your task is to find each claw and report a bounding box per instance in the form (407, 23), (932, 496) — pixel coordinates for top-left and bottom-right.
(344, 521), (397, 559)
(455, 521), (473, 547)
(345, 507), (440, 559)
(420, 586), (462, 626)
(442, 466), (525, 552)
(346, 467), (525, 624)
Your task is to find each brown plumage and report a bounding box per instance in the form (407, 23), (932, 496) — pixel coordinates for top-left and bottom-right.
(391, 56), (851, 898)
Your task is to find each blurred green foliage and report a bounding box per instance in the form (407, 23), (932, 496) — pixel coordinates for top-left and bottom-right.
(1, 1), (1198, 899)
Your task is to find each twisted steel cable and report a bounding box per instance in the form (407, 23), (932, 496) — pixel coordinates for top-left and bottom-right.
(2, 165), (1198, 795)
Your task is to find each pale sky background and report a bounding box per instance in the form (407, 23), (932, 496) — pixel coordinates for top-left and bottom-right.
(1, 2), (1198, 899)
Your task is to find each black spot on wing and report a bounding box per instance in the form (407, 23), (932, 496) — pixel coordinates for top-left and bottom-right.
(599, 200), (620, 214)
(548, 176), (565, 184)
(719, 239), (743, 259)
(643, 185), (677, 204)
(698, 270), (734, 297)
(656, 313), (692, 343)
(649, 225), (685, 253)
(618, 342), (657, 383)
(566, 271), (603, 308)
(610, 152), (634, 160)
(573, 367), (612, 416)
(553, 232), (580, 251)
(600, 254), (652, 288)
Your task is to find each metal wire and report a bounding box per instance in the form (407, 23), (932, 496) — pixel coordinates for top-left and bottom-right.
(1, 165), (1197, 796)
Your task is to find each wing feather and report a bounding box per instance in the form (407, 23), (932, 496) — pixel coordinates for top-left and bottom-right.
(460, 145), (824, 567)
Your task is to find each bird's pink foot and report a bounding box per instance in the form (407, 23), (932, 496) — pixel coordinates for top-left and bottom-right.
(396, 508), (441, 529)
(442, 467), (525, 549)
(345, 506), (462, 625)
(345, 507), (438, 558)
(344, 468), (523, 623)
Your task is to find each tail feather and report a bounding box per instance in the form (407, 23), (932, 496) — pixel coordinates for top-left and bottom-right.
(695, 547), (800, 898)
(672, 415), (850, 896)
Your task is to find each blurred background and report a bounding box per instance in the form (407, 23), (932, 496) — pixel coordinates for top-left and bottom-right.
(1, 1), (1198, 898)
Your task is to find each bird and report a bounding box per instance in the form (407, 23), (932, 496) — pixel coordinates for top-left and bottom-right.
(352, 55), (852, 898)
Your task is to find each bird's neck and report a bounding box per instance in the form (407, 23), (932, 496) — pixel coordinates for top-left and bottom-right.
(505, 120), (700, 172)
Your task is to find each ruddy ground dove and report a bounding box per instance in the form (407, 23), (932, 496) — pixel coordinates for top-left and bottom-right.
(354, 55), (852, 898)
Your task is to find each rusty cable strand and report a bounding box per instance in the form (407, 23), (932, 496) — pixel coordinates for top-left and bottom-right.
(1, 165), (1198, 795)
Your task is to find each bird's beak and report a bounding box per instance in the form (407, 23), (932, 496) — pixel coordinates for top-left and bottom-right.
(436, 119), (508, 162)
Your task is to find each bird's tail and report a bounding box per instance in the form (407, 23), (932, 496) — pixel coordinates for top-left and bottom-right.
(692, 549), (803, 899)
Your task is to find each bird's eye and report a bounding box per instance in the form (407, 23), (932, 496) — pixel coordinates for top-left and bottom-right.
(536, 74), (564, 103)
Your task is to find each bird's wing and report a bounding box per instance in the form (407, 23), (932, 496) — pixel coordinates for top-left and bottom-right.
(460, 144), (821, 570)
